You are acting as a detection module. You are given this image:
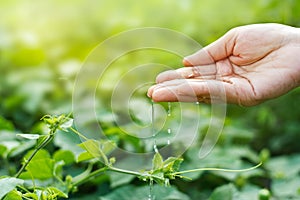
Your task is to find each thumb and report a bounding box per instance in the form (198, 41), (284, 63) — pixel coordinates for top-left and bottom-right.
(183, 28), (237, 66)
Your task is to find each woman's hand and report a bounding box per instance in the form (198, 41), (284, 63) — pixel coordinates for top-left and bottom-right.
(148, 23), (300, 106)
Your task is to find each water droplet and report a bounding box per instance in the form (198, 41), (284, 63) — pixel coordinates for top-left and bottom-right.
(164, 178), (170, 186)
(195, 101), (200, 105)
(167, 140), (170, 145)
(151, 102), (158, 153)
(151, 101), (155, 136)
(167, 102), (171, 116)
(148, 179), (154, 200)
(153, 144), (158, 153)
(167, 128), (171, 134)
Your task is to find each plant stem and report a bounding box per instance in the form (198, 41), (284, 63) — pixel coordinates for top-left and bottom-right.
(72, 166), (108, 187)
(172, 162), (262, 175)
(108, 166), (145, 177)
(69, 127), (88, 141)
(72, 165), (165, 188)
(16, 185), (31, 193)
(107, 166), (165, 181)
(14, 129), (56, 178)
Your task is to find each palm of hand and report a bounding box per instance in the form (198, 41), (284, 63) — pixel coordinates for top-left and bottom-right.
(149, 24), (300, 106)
(208, 25), (300, 106)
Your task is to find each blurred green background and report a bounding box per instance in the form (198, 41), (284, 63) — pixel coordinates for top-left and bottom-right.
(1, 0), (300, 199)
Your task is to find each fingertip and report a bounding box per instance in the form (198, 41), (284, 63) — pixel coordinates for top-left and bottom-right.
(183, 57), (192, 66)
(151, 88), (170, 102)
(156, 70), (182, 83)
(147, 91), (151, 98)
(151, 89), (164, 102)
(147, 85), (156, 98)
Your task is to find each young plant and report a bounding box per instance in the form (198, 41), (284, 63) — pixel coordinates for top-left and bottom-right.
(0, 114), (262, 200)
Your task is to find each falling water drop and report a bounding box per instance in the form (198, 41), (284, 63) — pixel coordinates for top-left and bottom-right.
(151, 101), (158, 153)
(153, 144), (159, 153)
(148, 179), (155, 200)
(167, 128), (171, 134)
(167, 102), (171, 116)
(195, 101), (200, 105)
(167, 128), (171, 145)
(164, 178), (170, 187)
(151, 101), (155, 136)
(166, 102), (172, 146)
(149, 102), (156, 200)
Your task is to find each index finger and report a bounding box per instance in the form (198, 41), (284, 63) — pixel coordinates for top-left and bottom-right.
(156, 64), (217, 83)
(183, 28), (237, 66)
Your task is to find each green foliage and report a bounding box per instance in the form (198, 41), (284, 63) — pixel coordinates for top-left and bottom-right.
(209, 184), (237, 200)
(0, 116), (14, 131)
(0, 178), (24, 199)
(99, 185), (190, 200)
(148, 153), (184, 185)
(0, 114), (264, 199)
(77, 139), (115, 164)
(259, 189), (271, 200)
(1, 0), (300, 199)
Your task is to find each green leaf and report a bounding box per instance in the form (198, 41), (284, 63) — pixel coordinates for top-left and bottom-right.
(20, 158), (55, 180)
(0, 116), (14, 131)
(272, 177), (300, 198)
(152, 152), (163, 170)
(60, 118), (73, 130)
(23, 149), (50, 161)
(163, 157), (183, 173)
(53, 150), (75, 165)
(209, 184), (237, 200)
(108, 172), (135, 188)
(238, 184), (261, 200)
(23, 192), (38, 200)
(16, 133), (42, 140)
(8, 140), (36, 158)
(78, 139), (104, 158)
(77, 151), (95, 162)
(47, 187), (68, 198)
(0, 141), (20, 154)
(78, 139), (115, 163)
(3, 189), (22, 200)
(266, 153), (300, 179)
(0, 144), (7, 156)
(54, 129), (83, 158)
(100, 184), (190, 200)
(0, 177), (24, 199)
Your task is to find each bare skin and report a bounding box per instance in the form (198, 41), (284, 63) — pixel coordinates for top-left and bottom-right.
(147, 23), (300, 106)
